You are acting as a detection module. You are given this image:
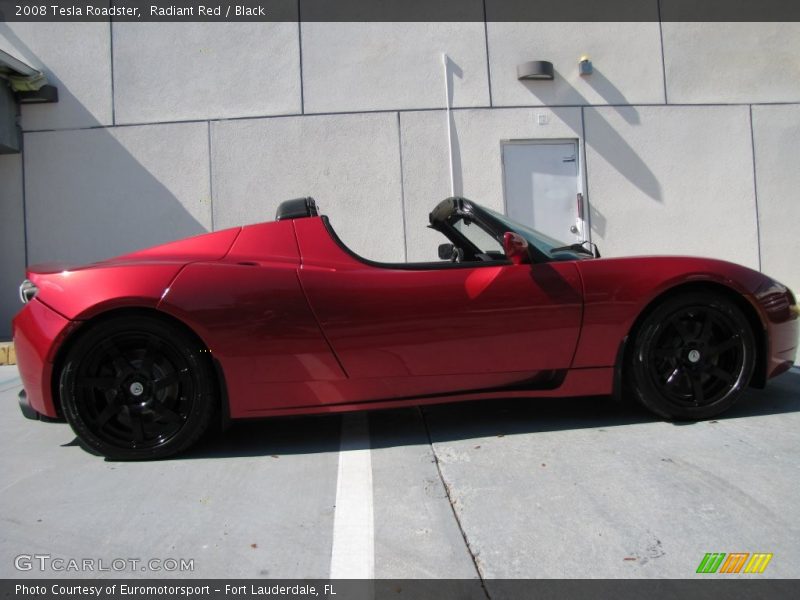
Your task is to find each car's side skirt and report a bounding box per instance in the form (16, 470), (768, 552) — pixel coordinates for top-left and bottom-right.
(233, 367), (614, 419)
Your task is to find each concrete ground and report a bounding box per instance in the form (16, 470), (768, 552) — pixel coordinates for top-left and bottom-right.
(1, 364), (799, 584)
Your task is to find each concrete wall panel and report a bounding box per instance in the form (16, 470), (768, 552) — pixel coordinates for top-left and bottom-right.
(0, 22), (112, 130)
(301, 22), (490, 113)
(752, 105), (800, 301)
(24, 122), (211, 265)
(0, 155), (25, 338)
(486, 21), (664, 107)
(112, 21), (301, 124)
(584, 105), (758, 268)
(401, 107), (583, 261)
(211, 112), (404, 262)
(662, 22), (800, 104)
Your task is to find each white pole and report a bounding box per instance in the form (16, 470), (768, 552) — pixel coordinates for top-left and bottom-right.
(443, 53), (455, 197)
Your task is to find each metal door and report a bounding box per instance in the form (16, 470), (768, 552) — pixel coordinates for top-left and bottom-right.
(502, 141), (584, 243)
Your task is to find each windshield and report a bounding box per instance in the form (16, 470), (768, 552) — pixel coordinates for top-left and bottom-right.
(453, 217), (504, 254)
(480, 206), (570, 255)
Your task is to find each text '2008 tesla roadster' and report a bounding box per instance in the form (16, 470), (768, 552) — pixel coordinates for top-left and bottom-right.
(12, 197), (799, 459)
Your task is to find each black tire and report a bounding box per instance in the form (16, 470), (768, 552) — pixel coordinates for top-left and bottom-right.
(627, 292), (756, 420)
(59, 316), (216, 460)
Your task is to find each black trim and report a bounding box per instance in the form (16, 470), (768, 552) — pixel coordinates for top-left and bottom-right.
(322, 216), (512, 271)
(612, 335), (628, 404)
(18, 389), (40, 420)
(348, 369), (565, 406)
(276, 197), (319, 221)
(212, 357), (233, 432)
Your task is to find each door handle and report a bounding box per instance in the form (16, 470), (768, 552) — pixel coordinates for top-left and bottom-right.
(570, 225), (579, 234)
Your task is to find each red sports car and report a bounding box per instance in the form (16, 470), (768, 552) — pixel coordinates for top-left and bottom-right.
(12, 197), (798, 459)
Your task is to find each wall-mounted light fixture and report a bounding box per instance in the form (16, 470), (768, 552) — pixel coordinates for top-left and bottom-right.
(16, 85), (59, 104)
(516, 60), (554, 81)
(579, 55), (593, 76)
(0, 50), (59, 104)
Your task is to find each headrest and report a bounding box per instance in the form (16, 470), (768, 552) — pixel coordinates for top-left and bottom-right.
(275, 197), (319, 221)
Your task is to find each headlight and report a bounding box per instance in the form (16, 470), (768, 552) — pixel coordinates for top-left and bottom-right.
(756, 279), (796, 319)
(18, 279), (38, 304)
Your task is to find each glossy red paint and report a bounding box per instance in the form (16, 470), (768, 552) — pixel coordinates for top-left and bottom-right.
(11, 214), (798, 422)
(11, 298), (73, 416)
(571, 256), (770, 368)
(294, 218), (582, 378)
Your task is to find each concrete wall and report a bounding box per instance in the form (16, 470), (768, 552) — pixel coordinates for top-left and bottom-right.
(112, 22), (301, 124)
(1, 21), (799, 353)
(0, 154), (25, 338)
(24, 123), (211, 265)
(211, 112), (405, 262)
(301, 22), (490, 113)
(584, 105), (759, 269)
(751, 105), (800, 303)
(662, 22), (800, 104)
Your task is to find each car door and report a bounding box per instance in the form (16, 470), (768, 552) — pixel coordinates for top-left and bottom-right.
(294, 218), (583, 388)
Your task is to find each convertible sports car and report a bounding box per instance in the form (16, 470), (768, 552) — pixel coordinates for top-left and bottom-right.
(12, 197), (798, 459)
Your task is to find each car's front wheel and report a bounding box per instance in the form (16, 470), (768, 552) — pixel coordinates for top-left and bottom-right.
(628, 292), (756, 420)
(60, 316), (216, 460)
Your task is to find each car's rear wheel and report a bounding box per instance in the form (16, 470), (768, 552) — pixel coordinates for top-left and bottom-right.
(60, 316), (216, 460)
(628, 292), (756, 420)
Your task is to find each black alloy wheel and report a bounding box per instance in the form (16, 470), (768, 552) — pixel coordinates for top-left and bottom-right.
(628, 292), (756, 420)
(60, 316), (216, 459)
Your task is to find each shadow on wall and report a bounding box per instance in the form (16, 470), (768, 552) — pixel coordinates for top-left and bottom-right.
(0, 23), (210, 269)
(520, 66), (663, 211)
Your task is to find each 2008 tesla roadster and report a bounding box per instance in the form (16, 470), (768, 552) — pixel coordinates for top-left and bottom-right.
(12, 197), (798, 459)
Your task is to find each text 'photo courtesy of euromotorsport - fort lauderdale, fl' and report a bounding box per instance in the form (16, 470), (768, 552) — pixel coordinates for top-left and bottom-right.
(14, 583), (331, 597)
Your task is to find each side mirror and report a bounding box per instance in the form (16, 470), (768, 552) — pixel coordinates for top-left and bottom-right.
(438, 243), (455, 260)
(503, 232), (530, 265)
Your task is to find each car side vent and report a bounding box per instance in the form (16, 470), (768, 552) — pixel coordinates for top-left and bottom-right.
(275, 197), (319, 221)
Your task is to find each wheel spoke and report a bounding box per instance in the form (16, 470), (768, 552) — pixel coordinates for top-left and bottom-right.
(654, 346), (679, 360)
(151, 404), (182, 424)
(707, 336), (739, 357)
(79, 377), (119, 391)
(102, 340), (135, 377)
(672, 317), (695, 344)
(139, 335), (161, 377)
(95, 403), (121, 428)
(129, 412), (145, 442)
(690, 374), (705, 405)
(698, 311), (713, 343)
(708, 366), (735, 384)
(153, 372), (180, 393)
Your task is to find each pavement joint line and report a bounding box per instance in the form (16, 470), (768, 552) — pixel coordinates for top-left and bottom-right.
(329, 412), (375, 579)
(419, 407), (491, 598)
